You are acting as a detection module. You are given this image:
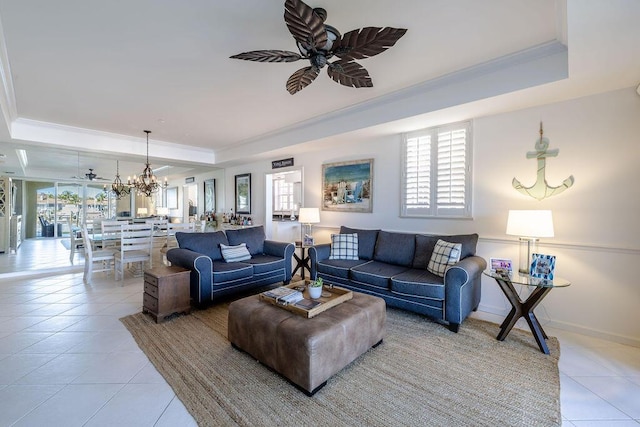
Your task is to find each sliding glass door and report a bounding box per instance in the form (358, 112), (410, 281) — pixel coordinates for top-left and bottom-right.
(26, 180), (114, 238)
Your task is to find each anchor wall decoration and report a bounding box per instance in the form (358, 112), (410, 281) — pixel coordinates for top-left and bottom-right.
(512, 122), (574, 201)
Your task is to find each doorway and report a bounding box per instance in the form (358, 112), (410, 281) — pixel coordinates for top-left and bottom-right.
(265, 168), (303, 242)
(183, 184), (198, 223)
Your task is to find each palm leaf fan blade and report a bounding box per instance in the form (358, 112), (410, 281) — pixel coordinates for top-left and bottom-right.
(286, 66), (319, 94)
(284, 0), (327, 50)
(327, 60), (372, 88)
(229, 50), (302, 63)
(335, 27), (407, 60)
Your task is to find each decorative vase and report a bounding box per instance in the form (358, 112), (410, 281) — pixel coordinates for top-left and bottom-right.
(308, 284), (322, 299)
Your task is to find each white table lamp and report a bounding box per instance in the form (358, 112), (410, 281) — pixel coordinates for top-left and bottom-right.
(298, 207), (320, 246)
(506, 210), (554, 274)
(137, 207), (148, 218)
(156, 207), (169, 218)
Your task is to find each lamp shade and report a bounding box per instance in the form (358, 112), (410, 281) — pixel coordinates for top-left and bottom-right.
(156, 207), (169, 216)
(137, 207), (148, 216)
(506, 210), (554, 238)
(298, 207), (320, 224)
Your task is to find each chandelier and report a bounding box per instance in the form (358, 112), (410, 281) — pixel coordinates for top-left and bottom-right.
(131, 130), (159, 197)
(107, 160), (131, 199)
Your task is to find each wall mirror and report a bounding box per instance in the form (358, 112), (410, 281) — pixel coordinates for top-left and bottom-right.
(204, 179), (216, 213)
(235, 173), (251, 214)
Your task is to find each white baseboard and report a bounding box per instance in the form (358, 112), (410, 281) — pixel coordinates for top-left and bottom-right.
(473, 304), (640, 349)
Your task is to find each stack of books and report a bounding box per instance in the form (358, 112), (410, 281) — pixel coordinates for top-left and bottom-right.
(262, 287), (304, 305)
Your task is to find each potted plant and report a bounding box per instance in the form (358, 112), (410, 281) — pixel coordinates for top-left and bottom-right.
(308, 277), (323, 299)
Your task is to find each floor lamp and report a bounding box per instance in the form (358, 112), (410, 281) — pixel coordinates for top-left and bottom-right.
(298, 207), (320, 246)
(506, 210), (554, 274)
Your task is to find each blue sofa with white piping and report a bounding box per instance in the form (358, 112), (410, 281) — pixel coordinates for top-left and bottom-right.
(308, 226), (486, 332)
(166, 226), (295, 307)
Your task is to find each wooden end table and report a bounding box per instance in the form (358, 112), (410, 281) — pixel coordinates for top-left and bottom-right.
(143, 265), (191, 323)
(484, 270), (570, 354)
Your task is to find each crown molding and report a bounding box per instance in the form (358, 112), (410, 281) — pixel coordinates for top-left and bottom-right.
(215, 40), (568, 164)
(10, 118), (217, 166)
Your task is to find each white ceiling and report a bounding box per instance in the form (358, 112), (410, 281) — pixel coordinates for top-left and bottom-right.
(0, 0), (638, 181)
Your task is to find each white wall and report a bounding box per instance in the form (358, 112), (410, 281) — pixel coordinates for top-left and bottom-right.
(222, 87), (640, 346)
(165, 169), (225, 221)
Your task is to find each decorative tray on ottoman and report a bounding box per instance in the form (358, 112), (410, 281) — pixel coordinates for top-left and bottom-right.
(259, 282), (353, 318)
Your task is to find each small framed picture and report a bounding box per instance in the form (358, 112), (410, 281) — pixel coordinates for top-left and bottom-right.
(530, 253), (556, 280)
(303, 234), (315, 246)
(490, 258), (513, 273)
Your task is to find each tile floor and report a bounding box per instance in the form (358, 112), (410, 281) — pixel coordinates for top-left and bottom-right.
(0, 238), (638, 426)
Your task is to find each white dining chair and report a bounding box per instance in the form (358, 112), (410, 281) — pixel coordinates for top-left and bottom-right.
(100, 220), (122, 250)
(161, 222), (195, 265)
(81, 225), (116, 285)
(146, 218), (169, 249)
(68, 216), (82, 265)
(114, 223), (153, 281)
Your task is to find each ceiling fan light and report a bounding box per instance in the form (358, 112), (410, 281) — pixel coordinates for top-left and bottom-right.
(296, 41), (309, 57)
(323, 25), (340, 51)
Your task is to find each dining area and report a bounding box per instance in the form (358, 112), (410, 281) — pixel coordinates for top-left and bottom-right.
(69, 218), (196, 285)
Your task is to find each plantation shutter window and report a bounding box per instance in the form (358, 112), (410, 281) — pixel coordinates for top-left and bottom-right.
(401, 121), (472, 218)
(273, 178), (294, 213)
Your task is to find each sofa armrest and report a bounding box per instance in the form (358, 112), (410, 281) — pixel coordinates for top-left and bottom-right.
(167, 248), (213, 304)
(263, 240), (295, 281)
(444, 255), (487, 327)
(263, 240), (293, 258)
(308, 243), (331, 280)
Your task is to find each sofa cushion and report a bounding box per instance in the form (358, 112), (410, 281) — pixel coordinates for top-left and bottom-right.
(220, 243), (252, 263)
(427, 239), (462, 277)
(413, 233), (478, 268)
(329, 233), (359, 260)
(212, 260), (253, 285)
(350, 261), (409, 289)
(243, 254), (286, 275)
(317, 259), (370, 279)
(340, 226), (379, 260)
(226, 226), (265, 256)
(373, 231), (415, 267)
(390, 269), (445, 300)
(443, 233), (478, 259)
(176, 231), (228, 261)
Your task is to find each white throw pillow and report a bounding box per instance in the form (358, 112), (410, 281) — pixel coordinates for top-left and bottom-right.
(328, 233), (359, 260)
(220, 243), (251, 263)
(427, 239), (462, 277)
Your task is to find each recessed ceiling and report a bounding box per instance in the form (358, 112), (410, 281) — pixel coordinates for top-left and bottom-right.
(0, 0), (638, 180)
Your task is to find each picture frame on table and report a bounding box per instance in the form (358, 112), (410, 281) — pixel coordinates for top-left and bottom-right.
(322, 158), (373, 212)
(302, 234), (315, 246)
(490, 258), (513, 273)
(530, 253), (556, 280)
(235, 173), (251, 214)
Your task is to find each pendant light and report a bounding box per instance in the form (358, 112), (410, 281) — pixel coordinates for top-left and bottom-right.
(131, 130), (159, 197)
(107, 160), (130, 199)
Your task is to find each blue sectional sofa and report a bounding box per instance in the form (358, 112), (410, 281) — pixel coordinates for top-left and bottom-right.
(309, 226), (486, 332)
(167, 226), (295, 307)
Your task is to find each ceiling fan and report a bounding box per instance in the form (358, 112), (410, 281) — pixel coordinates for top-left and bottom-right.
(230, 0), (407, 94)
(71, 168), (108, 182)
(70, 152), (109, 182)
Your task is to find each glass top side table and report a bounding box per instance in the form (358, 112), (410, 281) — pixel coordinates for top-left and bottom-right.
(483, 270), (570, 354)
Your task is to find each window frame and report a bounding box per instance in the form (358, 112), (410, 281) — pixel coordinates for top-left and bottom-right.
(400, 120), (473, 219)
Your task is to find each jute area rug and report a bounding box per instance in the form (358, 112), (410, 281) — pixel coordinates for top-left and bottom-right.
(121, 302), (560, 427)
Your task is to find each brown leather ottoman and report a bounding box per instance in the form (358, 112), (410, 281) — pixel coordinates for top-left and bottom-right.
(228, 291), (386, 395)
